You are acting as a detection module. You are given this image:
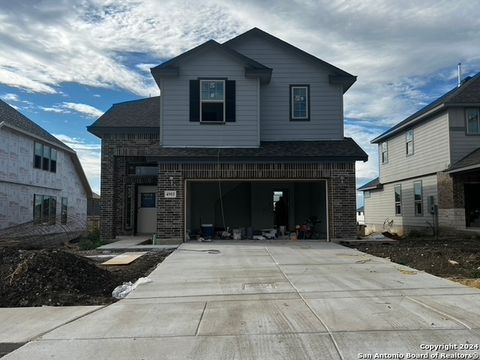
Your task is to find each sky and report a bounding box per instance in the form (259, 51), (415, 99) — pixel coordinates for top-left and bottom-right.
(0, 0), (479, 205)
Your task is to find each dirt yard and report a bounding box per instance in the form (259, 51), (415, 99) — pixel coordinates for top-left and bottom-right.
(0, 246), (173, 307)
(347, 235), (480, 287)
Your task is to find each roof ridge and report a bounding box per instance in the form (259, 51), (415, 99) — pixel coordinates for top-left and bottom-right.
(372, 71), (480, 143)
(112, 96), (160, 107)
(223, 27), (355, 78)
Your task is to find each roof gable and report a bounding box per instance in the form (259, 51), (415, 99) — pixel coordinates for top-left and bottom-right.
(151, 39), (272, 85)
(0, 99), (72, 151)
(0, 100), (91, 196)
(224, 27), (357, 92)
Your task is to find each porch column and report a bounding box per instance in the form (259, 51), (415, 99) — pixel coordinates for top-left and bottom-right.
(157, 163), (184, 240)
(330, 169), (357, 239)
(100, 141), (115, 241)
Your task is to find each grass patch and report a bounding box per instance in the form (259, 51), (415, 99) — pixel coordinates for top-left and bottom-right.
(78, 228), (104, 250)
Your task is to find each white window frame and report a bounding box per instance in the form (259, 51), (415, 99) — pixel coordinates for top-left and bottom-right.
(406, 129), (414, 156)
(291, 86), (309, 120)
(200, 79), (225, 123)
(466, 108), (480, 135)
(381, 142), (388, 164)
(414, 181), (423, 216)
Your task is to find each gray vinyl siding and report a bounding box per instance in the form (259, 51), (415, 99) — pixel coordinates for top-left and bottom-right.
(228, 37), (344, 141)
(379, 112), (450, 184)
(364, 174), (438, 235)
(160, 48), (259, 147)
(448, 107), (480, 164)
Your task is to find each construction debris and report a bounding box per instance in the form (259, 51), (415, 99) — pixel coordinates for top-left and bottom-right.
(101, 252), (147, 266)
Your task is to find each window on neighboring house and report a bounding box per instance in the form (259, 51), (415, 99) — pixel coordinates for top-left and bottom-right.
(406, 130), (414, 156)
(34, 142), (42, 169)
(34, 142), (57, 173)
(50, 149), (57, 173)
(33, 194), (56, 225)
(414, 181), (423, 216)
(61, 197), (68, 224)
(394, 185), (402, 215)
(381, 142), (388, 164)
(364, 191), (371, 199)
(42, 145), (50, 171)
(200, 79), (225, 123)
(466, 108), (480, 134)
(290, 85), (309, 120)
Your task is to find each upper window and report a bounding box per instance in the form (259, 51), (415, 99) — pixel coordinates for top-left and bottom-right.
(406, 130), (414, 156)
(290, 85), (310, 121)
(364, 191), (371, 199)
(34, 142), (57, 173)
(466, 108), (480, 134)
(381, 142), (388, 164)
(414, 181), (423, 216)
(200, 80), (225, 123)
(394, 185), (402, 215)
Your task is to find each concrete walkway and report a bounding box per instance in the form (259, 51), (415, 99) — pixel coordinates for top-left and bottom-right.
(5, 241), (480, 359)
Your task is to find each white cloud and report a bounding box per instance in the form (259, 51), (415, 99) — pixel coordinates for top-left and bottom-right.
(39, 102), (103, 118)
(40, 106), (67, 113)
(1, 93), (19, 102)
(61, 102), (103, 118)
(136, 63), (156, 73)
(53, 134), (101, 194)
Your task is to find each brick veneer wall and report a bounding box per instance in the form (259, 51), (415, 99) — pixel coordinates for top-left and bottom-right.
(100, 134), (358, 241)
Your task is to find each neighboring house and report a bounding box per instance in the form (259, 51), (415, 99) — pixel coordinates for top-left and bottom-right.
(356, 206), (365, 225)
(0, 100), (91, 234)
(88, 28), (368, 242)
(359, 73), (480, 235)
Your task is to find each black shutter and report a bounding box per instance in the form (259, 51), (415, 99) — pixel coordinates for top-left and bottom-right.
(225, 80), (236, 122)
(189, 80), (200, 122)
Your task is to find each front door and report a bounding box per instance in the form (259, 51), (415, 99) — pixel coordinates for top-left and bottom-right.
(465, 183), (480, 228)
(137, 186), (157, 234)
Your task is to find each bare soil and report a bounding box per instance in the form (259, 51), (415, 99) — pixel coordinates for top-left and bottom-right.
(346, 235), (480, 287)
(0, 247), (173, 307)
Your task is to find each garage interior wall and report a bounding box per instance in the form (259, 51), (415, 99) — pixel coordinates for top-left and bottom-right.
(186, 180), (327, 239)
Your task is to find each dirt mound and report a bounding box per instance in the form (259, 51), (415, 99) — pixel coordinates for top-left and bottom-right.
(349, 236), (480, 279)
(0, 248), (117, 307)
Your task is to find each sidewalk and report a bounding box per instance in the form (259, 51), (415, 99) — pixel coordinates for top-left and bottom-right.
(5, 241), (480, 359)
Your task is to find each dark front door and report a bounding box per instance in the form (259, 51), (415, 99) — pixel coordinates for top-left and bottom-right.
(465, 183), (480, 227)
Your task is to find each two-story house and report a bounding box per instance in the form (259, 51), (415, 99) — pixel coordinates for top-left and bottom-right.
(88, 28), (368, 242)
(0, 100), (91, 237)
(359, 73), (480, 235)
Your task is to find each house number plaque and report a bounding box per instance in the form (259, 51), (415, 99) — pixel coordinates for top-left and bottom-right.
(164, 190), (177, 198)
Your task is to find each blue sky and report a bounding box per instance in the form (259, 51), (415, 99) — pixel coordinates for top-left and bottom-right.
(1, 0), (479, 205)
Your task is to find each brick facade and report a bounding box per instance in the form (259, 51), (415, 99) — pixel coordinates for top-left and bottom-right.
(100, 134), (358, 241)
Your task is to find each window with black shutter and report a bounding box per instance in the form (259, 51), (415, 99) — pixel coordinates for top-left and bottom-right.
(190, 79), (236, 123)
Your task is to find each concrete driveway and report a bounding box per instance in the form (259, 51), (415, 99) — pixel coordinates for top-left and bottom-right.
(6, 241), (480, 359)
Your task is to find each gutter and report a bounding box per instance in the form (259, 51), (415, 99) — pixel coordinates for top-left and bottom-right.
(447, 163), (480, 174)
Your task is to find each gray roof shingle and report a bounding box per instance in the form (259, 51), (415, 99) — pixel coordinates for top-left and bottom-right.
(0, 100), (72, 151)
(358, 177), (382, 191)
(88, 97), (160, 132)
(448, 147), (480, 173)
(141, 138), (368, 162)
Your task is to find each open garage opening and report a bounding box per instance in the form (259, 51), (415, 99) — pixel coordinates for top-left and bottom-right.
(186, 180), (328, 241)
